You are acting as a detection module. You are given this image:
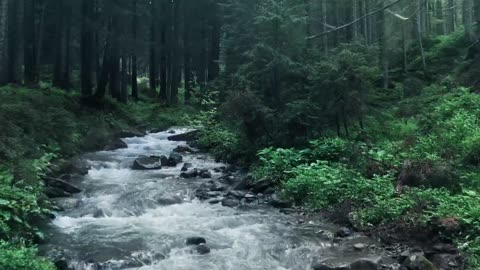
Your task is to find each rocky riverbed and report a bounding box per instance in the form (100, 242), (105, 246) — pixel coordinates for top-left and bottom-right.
(39, 129), (460, 270)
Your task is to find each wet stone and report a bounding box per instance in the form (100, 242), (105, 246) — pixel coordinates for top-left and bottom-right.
(194, 244), (211, 255)
(181, 162), (193, 172)
(186, 237), (206, 246)
(222, 198), (240, 207)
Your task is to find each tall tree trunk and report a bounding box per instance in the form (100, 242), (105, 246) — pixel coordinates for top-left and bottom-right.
(169, 0), (180, 105)
(149, 0), (157, 92)
(24, 0), (37, 86)
(352, 0), (358, 41)
(81, 0), (95, 96)
(435, 0), (444, 35)
(61, 4), (72, 90)
(208, 1), (220, 82)
(447, 0), (455, 33)
(416, 15), (427, 72)
(131, 0), (138, 99)
(0, 0), (8, 84)
(380, 0), (389, 89)
(53, 0), (64, 88)
(109, 0), (121, 100)
(119, 56), (128, 103)
(463, 0), (473, 40)
(183, 0), (192, 103)
(95, 36), (111, 100)
(7, 0), (20, 84)
(322, 0), (328, 54)
(159, 1), (167, 102)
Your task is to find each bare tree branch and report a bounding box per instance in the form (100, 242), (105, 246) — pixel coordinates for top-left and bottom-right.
(386, 9), (409, 21)
(306, 0), (404, 40)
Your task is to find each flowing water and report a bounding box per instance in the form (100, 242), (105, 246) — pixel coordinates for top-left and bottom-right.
(42, 129), (387, 270)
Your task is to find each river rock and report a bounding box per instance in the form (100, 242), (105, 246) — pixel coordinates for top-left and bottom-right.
(199, 169), (212, 178)
(186, 237), (206, 245)
(46, 187), (72, 198)
(231, 175), (251, 190)
(251, 177), (274, 193)
(350, 257), (381, 270)
(45, 249), (71, 270)
(168, 152), (183, 166)
(430, 253), (462, 269)
(353, 243), (367, 251)
(269, 192), (291, 208)
(160, 155), (169, 166)
(45, 177), (82, 194)
(168, 130), (200, 142)
(227, 190), (247, 199)
(174, 145), (194, 153)
(335, 227), (353, 238)
(312, 258), (350, 270)
(181, 163), (193, 172)
(117, 130), (144, 138)
(52, 158), (91, 176)
(93, 209), (106, 218)
(222, 198), (240, 207)
(149, 128), (166, 133)
(403, 254), (438, 270)
(55, 198), (82, 211)
(213, 166), (226, 173)
(132, 156), (162, 170)
(194, 244), (211, 255)
(209, 181), (227, 192)
(244, 193), (256, 202)
(180, 169), (199, 179)
(104, 138), (128, 151)
(156, 195), (183, 205)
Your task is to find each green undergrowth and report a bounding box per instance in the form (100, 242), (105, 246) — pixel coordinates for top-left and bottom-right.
(249, 84), (480, 268)
(0, 84), (194, 269)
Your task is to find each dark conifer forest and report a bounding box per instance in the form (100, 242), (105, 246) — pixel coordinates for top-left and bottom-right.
(0, 0), (480, 269)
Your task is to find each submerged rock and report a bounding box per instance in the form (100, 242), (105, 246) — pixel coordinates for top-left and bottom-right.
(156, 195), (183, 206)
(194, 244), (211, 255)
(181, 163), (193, 172)
(132, 156), (162, 170)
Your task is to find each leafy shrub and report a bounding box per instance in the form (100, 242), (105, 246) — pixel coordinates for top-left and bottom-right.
(283, 161), (394, 208)
(357, 188), (448, 226)
(191, 109), (249, 163)
(0, 241), (55, 270)
(308, 137), (351, 162)
(252, 147), (306, 183)
(0, 170), (50, 240)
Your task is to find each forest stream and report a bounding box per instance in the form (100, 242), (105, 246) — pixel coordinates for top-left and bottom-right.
(40, 129), (397, 270)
